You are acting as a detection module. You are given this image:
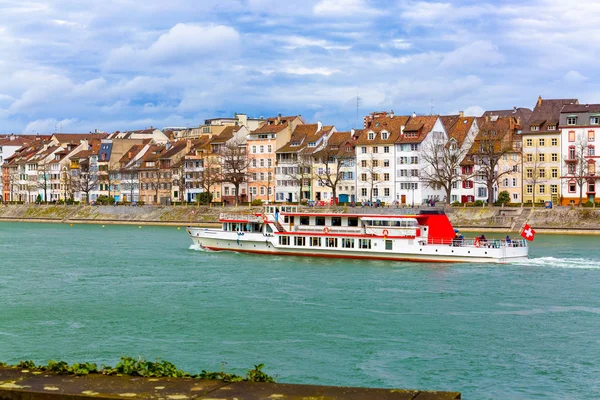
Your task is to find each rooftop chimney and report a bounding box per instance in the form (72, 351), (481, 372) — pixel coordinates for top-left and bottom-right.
(459, 111), (464, 117)
(412, 111), (417, 118)
(513, 106), (517, 113)
(390, 110), (394, 118)
(537, 96), (542, 107)
(317, 121), (323, 132)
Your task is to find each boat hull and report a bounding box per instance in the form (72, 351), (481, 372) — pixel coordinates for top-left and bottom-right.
(188, 228), (528, 264)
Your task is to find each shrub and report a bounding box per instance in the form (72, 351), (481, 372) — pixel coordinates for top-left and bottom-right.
(196, 192), (213, 205)
(496, 191), (510, 206)
(251, 199), (263, 206)
(451, 201), (461, 207)
(474, 200), (485, 207)
(583, 200), (594, 207)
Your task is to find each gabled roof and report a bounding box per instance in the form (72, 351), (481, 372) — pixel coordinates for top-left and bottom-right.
(395, 115), (439, 144)
(250, 122), (289, 135)
(277, 124), (320, 153)
(119, 144), (147, 165)
(561, 104), (600, 114)
(210, 126), (241, 144)
(159, 141), (187, 159)
(482, 107), (533, 126)
(522, 97), (578, 134)
(52, 133), (107, 143)
(443, 116), (476, 146)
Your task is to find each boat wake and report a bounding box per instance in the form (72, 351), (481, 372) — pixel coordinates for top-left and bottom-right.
(514, 257), (600, 269)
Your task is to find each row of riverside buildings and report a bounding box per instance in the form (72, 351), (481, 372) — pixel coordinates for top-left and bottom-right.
(1, 96), (599, 207)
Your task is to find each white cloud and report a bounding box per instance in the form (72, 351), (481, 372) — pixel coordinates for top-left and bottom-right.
(462, 106), (485, 117)
(105, 23), (240, 69)
(564, 70), (588, 84)
(282, 67), (340, 76)
(280, 36), (351, 50)
(440, 41), (504, 69)
(313, 0), (383, 17)
(23, 118), (77, 134)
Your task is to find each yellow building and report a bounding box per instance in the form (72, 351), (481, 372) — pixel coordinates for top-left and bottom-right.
(521, 97), (578, 205)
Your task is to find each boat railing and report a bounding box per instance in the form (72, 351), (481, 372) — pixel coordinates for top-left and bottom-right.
(428, 237), (528, 248)
(293, 226), (363, 234)
(219, 213), (263, 222)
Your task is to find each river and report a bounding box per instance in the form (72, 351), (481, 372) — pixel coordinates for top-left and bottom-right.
(0, 222), (599, 399)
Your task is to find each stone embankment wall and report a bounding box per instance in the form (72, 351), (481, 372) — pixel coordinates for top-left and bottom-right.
(1, 204), (600, 233)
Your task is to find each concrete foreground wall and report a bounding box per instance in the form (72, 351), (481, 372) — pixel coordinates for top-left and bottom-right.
(0, 368), (460, 399)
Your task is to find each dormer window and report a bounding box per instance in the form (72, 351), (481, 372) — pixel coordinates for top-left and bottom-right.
(368, 132), (375, 140)
(547, 125), (555, 130)
(381, 132), (389, 140)
(567, 116), (577, 125)
(530, 125), (539, 131)
(591, 117), (600, 125)
(308, 142), (316, 147)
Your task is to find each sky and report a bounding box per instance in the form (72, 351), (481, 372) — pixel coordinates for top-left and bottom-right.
(0, 0), (598, 134)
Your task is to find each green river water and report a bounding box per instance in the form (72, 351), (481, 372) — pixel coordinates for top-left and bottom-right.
(0, 222), (599, 399)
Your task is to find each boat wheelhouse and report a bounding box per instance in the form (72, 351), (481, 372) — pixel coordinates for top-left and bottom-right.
(188, 206), (528, 263)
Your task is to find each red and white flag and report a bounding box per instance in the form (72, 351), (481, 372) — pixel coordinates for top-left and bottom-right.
(520, 223), (536, 241)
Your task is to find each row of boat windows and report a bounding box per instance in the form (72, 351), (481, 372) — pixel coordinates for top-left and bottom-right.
(278, 236), (394, 251)
(223, 223), (262, 233)
(289, 216), (417, 228)
(363, 220), (417, 227)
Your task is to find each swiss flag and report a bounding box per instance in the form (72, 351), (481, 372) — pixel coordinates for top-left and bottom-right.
(520, 223), (536, 241)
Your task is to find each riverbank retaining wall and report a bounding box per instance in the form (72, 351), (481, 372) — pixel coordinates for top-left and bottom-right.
(1, 204), (600, 233)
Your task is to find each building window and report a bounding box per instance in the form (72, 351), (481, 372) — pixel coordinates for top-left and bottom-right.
(589, 146), (595, 156)
(531, 126), (539, 131)
(589, 130), (595, 141)
(512, 178), (518, 187)
(361, 147), (367, 154)
(526, 153), (533, 162)
(589, 182), (596, 193)
(551, 153), (558, 162)
(384, 173), (390, 181)
(551, 184), (558, 194)
(368, 132), (375, 140)
(361, 173), (367, 182)
(567, 117), (577, 125)
(526, 184), (533, 194)
(513, 193), (519, 200)
(539, 153), (545, 162)
(569, 131), (575, 142)
(551, 138), (558, 146)
(381, 132), (388, 140)
(569, 146), (576, 160)
(539, 169), (546, 178)
(384, 188), (390, 196)
(373, 188), (379, 197)
(477, 187), (487, 198)
(551, 168), (558, 178)
(373, 146), (378, 153)
(361, 188), (367, 196)
(526, 139), (533, 147)
(538, 139), (545, 147)
(539, 185), (545, 194)
(569, 181), (576, 193)
(526, 168), (533, 178)
(384, 160), (390, 167)
(384, 146), (390, 153)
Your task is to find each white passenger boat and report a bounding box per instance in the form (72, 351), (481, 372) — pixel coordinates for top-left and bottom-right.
(187, 206), (528, 263)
